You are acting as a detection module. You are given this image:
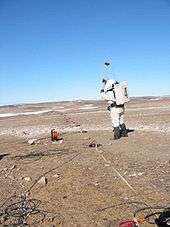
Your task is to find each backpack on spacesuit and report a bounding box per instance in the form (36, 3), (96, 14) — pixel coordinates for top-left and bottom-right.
(114, 81), (130, 105)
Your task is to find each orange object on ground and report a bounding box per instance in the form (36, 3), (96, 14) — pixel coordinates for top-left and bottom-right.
(119, 219), (139, 227)
(51, 129), (61, 141)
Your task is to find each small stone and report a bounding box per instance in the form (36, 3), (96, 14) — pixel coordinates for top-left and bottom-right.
(23, 131), (28, 135)
(48, 216), (55, 222)
(28, 139), (37, 145)
(89, 142), (96, 147)
(82, 130), (88, 133)
(10, 165), (16, 170)
(105, 164), (110, 167)
(137, 172), (144, 176)
(52, 174), (60, 179)
(38, 176), (47, 186)
(0, 216), (7, 223)
(129, 173), (137, 177)
(24, 177), (31, 182)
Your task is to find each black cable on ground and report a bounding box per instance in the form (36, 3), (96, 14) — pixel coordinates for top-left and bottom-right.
(95, 201), (149, 212)
(134, 206), (170, 224)
(96, 201), (170, 225)
(0, 194), (44, 226)
(10, 148), (76, 163)
(0, 151), (81, 226)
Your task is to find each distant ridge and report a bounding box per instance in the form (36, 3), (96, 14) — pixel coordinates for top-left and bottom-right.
(0, 95), (170, 108)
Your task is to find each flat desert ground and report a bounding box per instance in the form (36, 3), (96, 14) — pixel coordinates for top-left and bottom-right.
(0, 97), (169, 226)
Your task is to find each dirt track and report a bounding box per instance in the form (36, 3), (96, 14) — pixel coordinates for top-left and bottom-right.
(0, 97), (169, 226)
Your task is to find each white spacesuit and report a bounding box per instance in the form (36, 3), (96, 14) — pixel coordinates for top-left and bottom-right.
(100, 79), (129, 140)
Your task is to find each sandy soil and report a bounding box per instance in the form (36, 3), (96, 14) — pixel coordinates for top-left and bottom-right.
(0, 97), (169, 226)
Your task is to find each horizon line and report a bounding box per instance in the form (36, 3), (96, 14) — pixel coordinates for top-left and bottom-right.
(0, 95), (170, 107)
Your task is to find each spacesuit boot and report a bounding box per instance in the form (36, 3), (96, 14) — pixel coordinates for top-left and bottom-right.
(120, 123), (128, 137)
(113, 127), (121, 140)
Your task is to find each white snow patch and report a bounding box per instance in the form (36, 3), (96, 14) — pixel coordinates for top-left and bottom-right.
(149, 98), (160, 101)
(79, 106), (98, 110)
(56, 109), (71, 112)
(57, 106), (65, 109)
(84, 104), (94, 107)
(0, 110), (51, 118)
(0, 109), (71, 118)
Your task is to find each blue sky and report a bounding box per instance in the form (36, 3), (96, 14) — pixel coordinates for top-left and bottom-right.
(0, 0), (170, 105)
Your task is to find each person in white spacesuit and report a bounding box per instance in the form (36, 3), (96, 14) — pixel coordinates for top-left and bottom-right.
(100, 79), (128, 140)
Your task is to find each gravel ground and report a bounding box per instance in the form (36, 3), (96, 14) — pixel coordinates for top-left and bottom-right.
(0, 97), (169, 226)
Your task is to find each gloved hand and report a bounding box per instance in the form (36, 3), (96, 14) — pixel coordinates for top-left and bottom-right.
(107, 106), (111, 111)
(100, 89), (104, 93)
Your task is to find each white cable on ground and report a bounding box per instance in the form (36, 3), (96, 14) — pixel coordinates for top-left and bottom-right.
(95, 146), (137, 194)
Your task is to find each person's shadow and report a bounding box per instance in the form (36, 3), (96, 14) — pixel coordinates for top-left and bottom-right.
(127, 128), (135, 134)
